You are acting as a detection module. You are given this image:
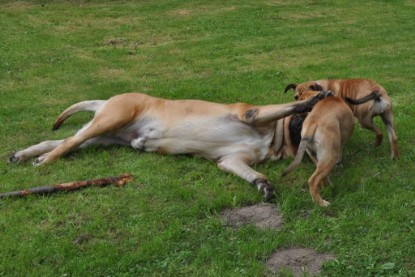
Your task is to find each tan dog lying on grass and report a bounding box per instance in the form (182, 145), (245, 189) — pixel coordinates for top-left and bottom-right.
(282, 90), (380, 207)
(8, 91), (331, 201)
(284, 78), (399, 159)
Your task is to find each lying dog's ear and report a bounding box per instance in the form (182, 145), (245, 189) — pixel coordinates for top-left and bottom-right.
(309, 83), (323, 91)
(284, 83), (297, 93)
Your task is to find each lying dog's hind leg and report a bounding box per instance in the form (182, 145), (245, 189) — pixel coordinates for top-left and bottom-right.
(8, 140), (64, 164)
(33, 104), (135, 165)
(218, 156), (275, 201)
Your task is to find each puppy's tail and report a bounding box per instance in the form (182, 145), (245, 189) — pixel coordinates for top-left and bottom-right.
(282, 136), (311, 177)
(344, 91), (381, 105)
(52, 100), (106, 131)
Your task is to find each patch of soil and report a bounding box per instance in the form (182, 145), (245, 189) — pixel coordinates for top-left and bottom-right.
(104, 38), (126, 47)
(266, 247), (335, 276)
(221, 203), (283, 230)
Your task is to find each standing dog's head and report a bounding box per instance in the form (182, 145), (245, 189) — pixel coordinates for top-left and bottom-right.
(284, 81), (324, 100)
(296, 90), (335, 103)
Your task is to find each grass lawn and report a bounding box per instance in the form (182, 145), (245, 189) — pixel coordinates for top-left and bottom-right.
(1, 1), (415, 276)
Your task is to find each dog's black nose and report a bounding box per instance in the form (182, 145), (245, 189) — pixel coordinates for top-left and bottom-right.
(294, 95), (299, 100)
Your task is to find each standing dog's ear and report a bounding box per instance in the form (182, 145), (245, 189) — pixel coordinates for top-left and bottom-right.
(309, 83), (323, 91)
(284, 83), (297, 93)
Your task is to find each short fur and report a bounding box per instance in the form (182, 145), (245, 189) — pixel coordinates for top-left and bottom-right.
(9, 92), (330, 201)
(284, 78), (399, 159)
(282, 91), (379, 206)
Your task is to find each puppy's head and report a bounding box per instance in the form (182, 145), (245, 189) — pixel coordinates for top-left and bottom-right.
(284, 81), (324, 100)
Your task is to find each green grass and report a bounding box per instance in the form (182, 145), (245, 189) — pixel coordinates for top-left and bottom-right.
(1, 1), (415, 276)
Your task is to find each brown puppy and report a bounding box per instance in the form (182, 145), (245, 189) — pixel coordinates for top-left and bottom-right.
(282, 90), (379, 207)
(8, 92), (329, 201)
(284, 78), (399, 159)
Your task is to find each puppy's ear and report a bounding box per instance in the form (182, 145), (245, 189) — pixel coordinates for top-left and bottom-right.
(309, 83), (323, 91)
(284, 83), (297, 93)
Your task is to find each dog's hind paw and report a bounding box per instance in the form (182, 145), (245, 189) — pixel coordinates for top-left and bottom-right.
(7, 153), (20, 164)
(32, 154), (48, 166)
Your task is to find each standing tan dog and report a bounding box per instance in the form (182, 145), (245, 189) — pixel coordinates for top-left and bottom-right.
(8, 92), (330, 200)
(282, 90), (380, 206)
(284, 78), (399, 159)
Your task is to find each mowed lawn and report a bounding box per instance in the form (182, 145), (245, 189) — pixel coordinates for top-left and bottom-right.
(1, 1), (414, 276)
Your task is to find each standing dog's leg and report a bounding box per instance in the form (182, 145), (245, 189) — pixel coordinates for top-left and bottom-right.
(218, 155), (275, 200)
(359, 114), (384, 147)
(307, 156), (336, 207)
(380, 110), (399, 159)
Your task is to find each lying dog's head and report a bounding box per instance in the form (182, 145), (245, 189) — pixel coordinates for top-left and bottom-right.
(284, 81), (324, 100)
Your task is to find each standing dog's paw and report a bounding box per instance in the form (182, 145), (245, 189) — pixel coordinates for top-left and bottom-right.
(318, 200), (331, 207)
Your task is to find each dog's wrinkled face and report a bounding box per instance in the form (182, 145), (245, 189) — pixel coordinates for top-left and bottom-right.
(285, 81), (323, 100)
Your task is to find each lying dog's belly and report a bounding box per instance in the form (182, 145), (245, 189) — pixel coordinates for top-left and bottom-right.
(120, 115), (275, 161)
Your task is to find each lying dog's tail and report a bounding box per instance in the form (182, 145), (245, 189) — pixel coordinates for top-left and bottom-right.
(52, 100), (106, 131)
(282, 123), (317, 177)
(344, 91), (381, 105)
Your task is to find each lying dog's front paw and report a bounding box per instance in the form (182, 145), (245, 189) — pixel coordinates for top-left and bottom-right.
(253, 178), (276, 201)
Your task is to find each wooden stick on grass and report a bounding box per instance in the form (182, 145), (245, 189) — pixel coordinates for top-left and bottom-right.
(0, 173), (133, 199)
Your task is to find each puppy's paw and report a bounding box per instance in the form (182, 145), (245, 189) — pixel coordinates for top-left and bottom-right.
(319, 200), (331, 207)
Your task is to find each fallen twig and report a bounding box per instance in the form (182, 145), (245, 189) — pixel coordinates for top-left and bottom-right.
(0, 173), (133, 199)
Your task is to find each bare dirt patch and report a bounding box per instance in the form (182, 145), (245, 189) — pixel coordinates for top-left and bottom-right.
(221, 203), (283, 230)
(266, 247), (335, 276)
